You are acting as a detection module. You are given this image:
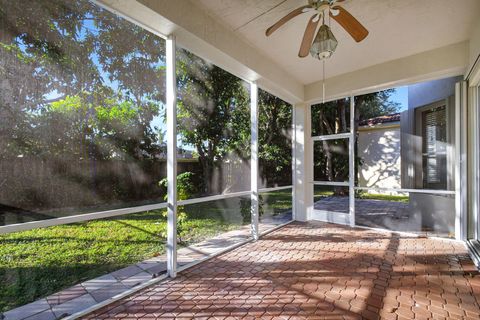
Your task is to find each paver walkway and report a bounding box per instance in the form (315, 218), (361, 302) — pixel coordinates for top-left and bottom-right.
(81, 221), (480, 319)
(314, 196), (450, 237)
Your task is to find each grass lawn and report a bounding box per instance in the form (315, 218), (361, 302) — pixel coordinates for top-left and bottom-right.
(356, 193), (409, 203)
(260, 188), (293, 217)
(0, 192), (292, 313)
(313, 185), (409, 203)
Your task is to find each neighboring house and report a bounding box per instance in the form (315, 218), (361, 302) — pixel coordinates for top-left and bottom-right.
(357, 113), (401, 193)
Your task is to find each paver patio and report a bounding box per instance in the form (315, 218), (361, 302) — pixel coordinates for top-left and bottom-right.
(2, 213), (291, 320)
(314, 196), (450, 237)
(81, 221), (480, 319)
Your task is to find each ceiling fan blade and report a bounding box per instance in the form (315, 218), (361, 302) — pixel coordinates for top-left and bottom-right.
(266, 5), (310, 36)
(298, 14), (320, 58)
(330, 6), (368, 42)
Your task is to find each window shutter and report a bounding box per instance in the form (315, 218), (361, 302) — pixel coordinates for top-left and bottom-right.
(422, 106), (447, 189)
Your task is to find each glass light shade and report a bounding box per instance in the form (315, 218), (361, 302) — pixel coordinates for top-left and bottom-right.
(310, 24), (338, 60)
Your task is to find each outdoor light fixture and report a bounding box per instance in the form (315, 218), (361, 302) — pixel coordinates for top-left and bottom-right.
(309, 23), (338, 60)
(309, 19), (338, 103)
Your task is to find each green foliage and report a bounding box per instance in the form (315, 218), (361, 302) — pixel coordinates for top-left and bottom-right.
(176, 49), (250, 194)
(311, 90), (401, 189)
(356, 191), (409, 203)
(258, 89), (293, 186)
(159, 172), (199, 242)
(159, 172), (199, 202)
(354, 89), (400, 121)
(259, 189), (292, 216)
(239, 196), (265, 223)
(0, 0), (166, 162)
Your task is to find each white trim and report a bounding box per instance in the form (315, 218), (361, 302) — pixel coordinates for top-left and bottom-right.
(306, 104), (314, 221)
(92, 0), (168, 40)
(0, 202), (168, 235)
(305, 42), (467, 104)
(313, 181), (349, 187)
(466, 240), (480, 269)
(312, 132), (350, 141)
(466, 53), (480, 86)
(455, 81), (468, 241)
(166, 35), (177, 278)
(349, 95), (355, 227)
(292, 102), (297, 221)
(177, 191), (251, 206)
(0, 190), (262, 235)
(259, 185), (293, 193)
(460, 81), (468, 241)
(250, 82), (259, 240)
(354, 187), (455, 195)
(475, 86), (480, 239)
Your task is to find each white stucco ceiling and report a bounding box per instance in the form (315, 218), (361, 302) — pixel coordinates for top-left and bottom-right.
(195, 0), (480, 85)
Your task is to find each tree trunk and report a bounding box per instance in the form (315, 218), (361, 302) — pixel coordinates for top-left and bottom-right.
(322, 140), (334, 182)
(339, 100), (347, 133)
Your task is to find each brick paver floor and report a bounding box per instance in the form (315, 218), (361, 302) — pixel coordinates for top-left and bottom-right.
(82, 222), (480, 319)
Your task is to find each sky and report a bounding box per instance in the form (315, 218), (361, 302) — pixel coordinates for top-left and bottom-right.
(389, 86), (408, 112)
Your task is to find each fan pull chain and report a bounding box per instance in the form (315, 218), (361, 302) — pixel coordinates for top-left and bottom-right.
(322, 59), (326, 103)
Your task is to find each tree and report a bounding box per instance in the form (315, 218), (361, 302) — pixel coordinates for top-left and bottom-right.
(311, 90), (400, 193)
(258, 89), (292, 187)
(0, 0), (166, 161)
(0, 0), (168, 209)
(175, 49), (250, 195)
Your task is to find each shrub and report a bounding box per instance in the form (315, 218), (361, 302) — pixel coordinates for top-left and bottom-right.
(239, 194), (264, 224)
(159, 172), (198, 243)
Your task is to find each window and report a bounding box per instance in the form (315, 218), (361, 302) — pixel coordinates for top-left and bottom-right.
(420, 105), (447, 189)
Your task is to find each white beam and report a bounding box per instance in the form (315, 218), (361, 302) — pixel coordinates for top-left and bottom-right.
(305, 42), (468, 104)
(250, 82), (259, 240)
(166, 35), (177, 277)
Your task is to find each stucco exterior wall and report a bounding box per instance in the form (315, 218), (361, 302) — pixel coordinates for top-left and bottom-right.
(357, 124), (401, 192)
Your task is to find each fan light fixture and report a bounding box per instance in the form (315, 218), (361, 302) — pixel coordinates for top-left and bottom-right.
(310, 23), (337, 60)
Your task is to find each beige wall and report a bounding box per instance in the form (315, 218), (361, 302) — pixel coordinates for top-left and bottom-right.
(357, 124), (401, 193)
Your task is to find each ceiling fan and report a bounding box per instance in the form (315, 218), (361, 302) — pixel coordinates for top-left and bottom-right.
(265, 0), (368, 58)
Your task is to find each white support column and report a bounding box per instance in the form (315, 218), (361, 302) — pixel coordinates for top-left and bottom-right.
(166, 35), (177, 277)
(250, 82), (259, 240)
(292, 100), (296, 221)
(455, 81), (468, 241)
(474, 86), (480, 239)
(349, 96), (355, 227)
(293, 103), (313, 221)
